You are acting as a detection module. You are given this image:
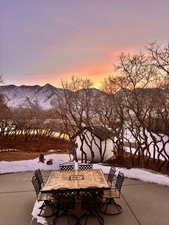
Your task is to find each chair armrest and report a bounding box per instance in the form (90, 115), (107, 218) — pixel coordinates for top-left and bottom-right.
(102, 188), (120, 199)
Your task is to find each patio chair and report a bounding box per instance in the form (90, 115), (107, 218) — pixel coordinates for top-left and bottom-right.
(59, 163), (75, 171)
(32, 175), (56, 218)
(32, 175), (41, 197)
(101, 172), (124, 215)
(103, 172), (124, 199)
(107, 167), (116, 186)
(115, 172), (125, 195)
(42, 170), (51, 183)
(34, 169), (44, 187)
(78, 163), (93, 170)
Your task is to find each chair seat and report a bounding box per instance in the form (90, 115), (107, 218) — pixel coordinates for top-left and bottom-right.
(102, 189), (120, 199)
(38, 192), (55, 201)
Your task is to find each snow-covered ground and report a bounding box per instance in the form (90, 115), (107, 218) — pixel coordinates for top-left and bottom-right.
(0, 154), (71, 174)
(0, 153), (169, 187)
(123, 128), (169, 160)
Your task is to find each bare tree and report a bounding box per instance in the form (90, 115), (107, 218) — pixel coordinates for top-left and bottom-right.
(101, 49), (168, 170)
(147, 42), (169, 76)
(147, 43), (169, 89)
(56, 76), (94, 137)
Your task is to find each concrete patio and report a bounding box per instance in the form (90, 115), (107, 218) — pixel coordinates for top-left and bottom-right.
(0, 171), (169, 225)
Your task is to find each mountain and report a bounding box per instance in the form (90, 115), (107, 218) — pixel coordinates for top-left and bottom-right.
(1, 84), (168, 110)
(0, 84), (105, 109)
(0, 84), (68, 109)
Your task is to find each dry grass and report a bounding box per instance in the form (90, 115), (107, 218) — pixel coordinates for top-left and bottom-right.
(0, 151), (68, 161)
(0, 135), (72, 151)
(0, 135), (73, 161)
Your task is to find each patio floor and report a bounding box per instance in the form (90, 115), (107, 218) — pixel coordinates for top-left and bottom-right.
(0, 171), (169, 225)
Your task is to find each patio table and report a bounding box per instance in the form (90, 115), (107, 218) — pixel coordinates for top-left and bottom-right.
(41, 169), (109, 192)
(41, 169), (110, 224)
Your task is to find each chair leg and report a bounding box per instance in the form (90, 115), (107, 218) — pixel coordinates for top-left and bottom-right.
(38, 201), (56, 218)
(93, 211), (104, 225)
(106, 197), (121, 209)
(83, 214), (89, 225)
(83, 209), (104, 225)
(38, 202), (46, 216)
(66, 214), (72, 225)
(102, 197), (122, 215)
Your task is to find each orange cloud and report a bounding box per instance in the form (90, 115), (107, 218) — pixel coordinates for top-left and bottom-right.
(26, 46), (142, 89)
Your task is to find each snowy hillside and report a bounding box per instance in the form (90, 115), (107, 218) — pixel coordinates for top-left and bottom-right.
(0, 84), (68, 109)
(1, 84), (168, 110)
(0, 84), (105, 110)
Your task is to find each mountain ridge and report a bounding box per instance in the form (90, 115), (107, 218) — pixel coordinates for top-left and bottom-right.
(0, 84), (103, 109)
(0, 84), (169, 109)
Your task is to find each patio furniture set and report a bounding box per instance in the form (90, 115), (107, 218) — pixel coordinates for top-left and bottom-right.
(32, 162), (124, 225)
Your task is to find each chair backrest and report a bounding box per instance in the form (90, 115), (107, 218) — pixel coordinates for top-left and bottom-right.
(78, 163), (93, 170)
(59, 163), (75, 171)
(34, 169), (44, 186)
(115, 172), (124, 192)
(32, 175), (41, 197)
(107, 167), (116, 185)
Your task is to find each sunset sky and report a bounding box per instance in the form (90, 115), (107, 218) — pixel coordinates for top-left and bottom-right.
(1, 0), (169, 88)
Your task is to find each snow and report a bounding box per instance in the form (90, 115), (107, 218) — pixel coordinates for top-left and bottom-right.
(1, 153), (168, 225)
(123, 128), (169, 160)
(120, 168), (169, 186)
(0, 153), (169, 186)
(0, 154), (71, 174)
(0, 84), (65, 109)
(32, 201), (47, 225)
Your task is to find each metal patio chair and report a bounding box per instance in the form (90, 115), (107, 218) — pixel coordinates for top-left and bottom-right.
(32, 175), (41, 197)
(78, 163), (93, 170)
(107, 167), (116, 186)
(32, 175), (56, 218)
(34, 169), (44, 187)
(103, 171), (124, 199)
(101, 172), (124, 215)
(59, 163), (75, 171)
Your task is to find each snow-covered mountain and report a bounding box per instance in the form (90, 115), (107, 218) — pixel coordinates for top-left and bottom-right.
(0, 84), (69, 109)
(1, 84), (167, 110)
(0, 84), (105, 109)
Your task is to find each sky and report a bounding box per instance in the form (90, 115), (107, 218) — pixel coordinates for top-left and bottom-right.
(0, 0), (169, 88)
